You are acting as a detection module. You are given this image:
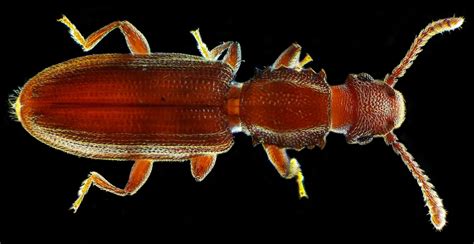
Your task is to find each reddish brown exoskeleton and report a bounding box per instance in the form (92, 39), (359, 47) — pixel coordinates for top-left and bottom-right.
(11, 15), (463, 230)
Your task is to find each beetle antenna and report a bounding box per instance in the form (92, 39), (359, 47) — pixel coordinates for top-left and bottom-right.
(384, 132), (446, 230)
(385, 17), (464, 87)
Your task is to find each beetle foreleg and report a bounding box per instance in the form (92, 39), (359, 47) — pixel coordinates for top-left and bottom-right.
(263, 144), (308, 198)
(272, 43), (301, 70)
(58, 15), (151, 55)
(296, 53), (313, 71)
(71, 159), (153, 212)
(272, 43), (313, 71)
(190, 154), (217, 182)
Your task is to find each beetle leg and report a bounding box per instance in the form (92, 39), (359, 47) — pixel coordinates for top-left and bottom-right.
(295, 53), (313, 71)
(190, 29), (213, 59)
(190, 29), (241, 74)
(190, 154), (217, 182)
(208, 42), (232, 60)
(222, 42), (242, 75)
(71, 159), (153, 212)
(272, 43), (313, 71)
(58, 15), (151, 55)
(272, 43), (301, 69)
(263, 144), (308, 198)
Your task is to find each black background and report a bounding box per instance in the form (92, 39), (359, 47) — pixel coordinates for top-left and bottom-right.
(1, 3), (472, 243)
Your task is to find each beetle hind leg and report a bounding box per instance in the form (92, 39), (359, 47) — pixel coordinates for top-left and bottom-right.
(71, 159), (153, 212)
(263, 144), (308, 198)
(190, 154), (217, 182)
(58, 15), (151, 54)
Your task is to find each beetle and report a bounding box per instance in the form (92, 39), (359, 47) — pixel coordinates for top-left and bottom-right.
(11, 15), (463, 230)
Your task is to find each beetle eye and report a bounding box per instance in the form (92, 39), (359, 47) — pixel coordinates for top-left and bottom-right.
(385, 119), (395, 130)
(356, 73), (374, 82)
(357, 136), (374, 145)
(385, 85), (396, 97)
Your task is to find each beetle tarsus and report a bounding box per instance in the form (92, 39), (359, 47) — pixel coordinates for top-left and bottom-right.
(190, 29), (242, 74)
(70, 160), (153, 212)
(58, 15), (151, 54)
(293, 159), (308, 199)
(263, 145), (309, 198)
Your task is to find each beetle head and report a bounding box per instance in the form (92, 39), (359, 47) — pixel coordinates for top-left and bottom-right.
(344, 73), (405, 145)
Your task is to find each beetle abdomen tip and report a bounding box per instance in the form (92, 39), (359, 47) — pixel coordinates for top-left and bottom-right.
(8, 87), (22, 122)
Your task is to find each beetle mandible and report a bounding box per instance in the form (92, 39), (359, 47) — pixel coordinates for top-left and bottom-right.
(11, 15), (463, 230)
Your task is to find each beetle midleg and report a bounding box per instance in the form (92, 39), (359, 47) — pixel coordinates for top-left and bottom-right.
(263, 144), (308, 198)
(222, 42), (242, 75)
(208, 42), (232, 60)
(272, 43), (313, 71)
(190, 29), (241, 73)
(190, 29), (213, 60)
(191, 29), (234, 58)
(71, 159), (153, 212)
(58, 15), (151, 55)
(190, 154), (217, 182)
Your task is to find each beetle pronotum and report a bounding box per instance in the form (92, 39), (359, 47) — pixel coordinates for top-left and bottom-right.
(11, 15), (463, 230)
